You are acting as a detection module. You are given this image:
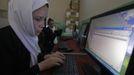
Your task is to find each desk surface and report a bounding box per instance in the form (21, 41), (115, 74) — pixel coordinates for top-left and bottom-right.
(40, 38), (99, 75)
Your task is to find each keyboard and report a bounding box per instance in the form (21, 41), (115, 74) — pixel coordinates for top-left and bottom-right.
(52, 55), (79, 75)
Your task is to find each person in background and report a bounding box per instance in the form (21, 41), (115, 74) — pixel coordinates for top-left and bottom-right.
(44, 18), (57, 53)
(46, 18), (56, 32)
(0, 0), (65, 75)
(39, 18), (62, 54)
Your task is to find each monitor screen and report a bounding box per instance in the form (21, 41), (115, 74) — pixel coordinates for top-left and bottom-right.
(85, 4), (134, 75)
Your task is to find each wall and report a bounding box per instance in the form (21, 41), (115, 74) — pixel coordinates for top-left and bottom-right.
(0, 0), (8, 10)
(0, 0), (8, 28)
(48, 0), (70, 22)
(79, 0), (133, 21)
(0, 18), (8, 28)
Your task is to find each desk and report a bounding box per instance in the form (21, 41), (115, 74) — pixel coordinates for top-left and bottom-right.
(40, 38), (99, 75)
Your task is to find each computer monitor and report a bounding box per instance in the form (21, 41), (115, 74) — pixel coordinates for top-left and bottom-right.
(85, 3), (134, 75)
(77, 22), (90, 49)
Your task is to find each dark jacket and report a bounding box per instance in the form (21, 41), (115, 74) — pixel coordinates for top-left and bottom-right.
(43, 27), (56, 52)
(38, 27), (55, 54)
(39, 27), (55, 54)
(38, 27), (62, 54)
(0, 26), (44, 75)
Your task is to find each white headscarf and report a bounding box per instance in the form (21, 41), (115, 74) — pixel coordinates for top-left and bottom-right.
(8, 0), (48, 66)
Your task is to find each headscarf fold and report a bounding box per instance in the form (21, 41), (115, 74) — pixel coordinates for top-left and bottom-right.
(8, 0), (48, 66)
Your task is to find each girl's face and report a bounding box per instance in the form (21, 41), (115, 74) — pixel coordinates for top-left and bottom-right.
(33, 5), (48, 35)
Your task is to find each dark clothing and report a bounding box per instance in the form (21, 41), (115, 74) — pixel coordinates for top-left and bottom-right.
(0, 26), (44, 75)
(44, 27), (56, 52)
(38, 27), (56, 54)
(38, 27), (62, 54)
